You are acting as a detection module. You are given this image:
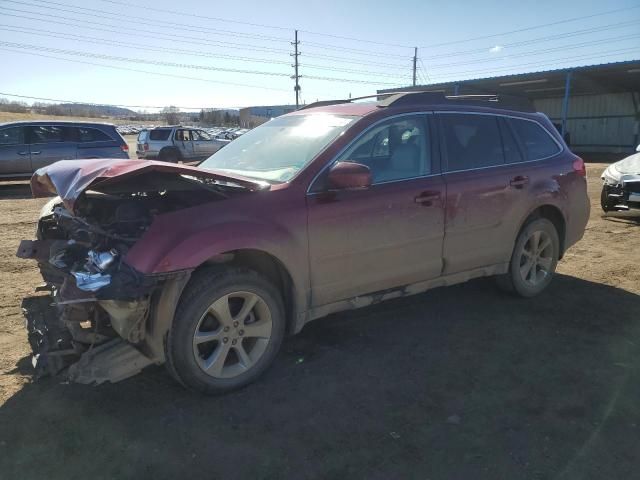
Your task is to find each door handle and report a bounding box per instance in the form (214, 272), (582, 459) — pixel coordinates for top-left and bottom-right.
(509, 175), (529, 189)
(414, 192), (441, 206)
(31, 151), (41, 155)
(17, 151), (28, 155)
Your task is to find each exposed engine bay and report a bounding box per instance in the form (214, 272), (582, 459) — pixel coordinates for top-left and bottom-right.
(18, 161), (264, 384)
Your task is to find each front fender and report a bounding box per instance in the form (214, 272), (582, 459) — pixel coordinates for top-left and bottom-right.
(125, 217), (298, 275)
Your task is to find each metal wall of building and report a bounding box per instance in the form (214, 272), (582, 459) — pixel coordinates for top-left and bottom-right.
(533, 92), (639, 154)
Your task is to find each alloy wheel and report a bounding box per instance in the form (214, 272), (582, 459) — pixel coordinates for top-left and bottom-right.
(518, 230), (554, 286)
(192, 291), (272, 379)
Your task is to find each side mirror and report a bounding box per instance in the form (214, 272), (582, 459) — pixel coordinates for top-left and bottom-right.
(636, 144), (640, 152)
(327, 161), (372, 190)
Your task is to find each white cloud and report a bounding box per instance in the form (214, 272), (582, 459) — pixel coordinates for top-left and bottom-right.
(489, 45), (504, 54)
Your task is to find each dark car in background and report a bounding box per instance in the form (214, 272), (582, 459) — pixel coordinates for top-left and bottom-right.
(0, 121), (129, 180)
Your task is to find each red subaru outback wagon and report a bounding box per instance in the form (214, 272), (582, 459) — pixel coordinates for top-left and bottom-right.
(19, 92), (590, 393)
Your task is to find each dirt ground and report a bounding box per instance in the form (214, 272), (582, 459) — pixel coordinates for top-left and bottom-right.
(0, 163), (639, 480)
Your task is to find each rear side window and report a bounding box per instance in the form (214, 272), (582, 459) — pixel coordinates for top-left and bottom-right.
(30, 126), (73, 143)
(78, 127), (112, 142)
(440, 114), (504, 171)
(509, 118), (561, 160)
(0, 127), (25, 145)
(149, 129), (172, 141)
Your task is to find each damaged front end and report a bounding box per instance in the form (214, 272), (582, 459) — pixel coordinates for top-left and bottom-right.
(601, 153), (640, 212)
(18, 159), (266, 384)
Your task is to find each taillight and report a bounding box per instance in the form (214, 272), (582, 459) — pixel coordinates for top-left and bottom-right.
(572, 157), (586, 177)
(143, 143), (149, 151)
(121, 143), (129, 152)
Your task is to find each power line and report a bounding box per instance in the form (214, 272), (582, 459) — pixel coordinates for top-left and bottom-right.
(0, 47), (292, 91)
(0, 41), (292, 77)
(95, 0), (292, 31)
(424, 33), (640, 71)
(1, 45), (404, 87)
(6, 0), (413, 61)
(0, 25), (293, 66)
(2, 8), (292, 54)
(0, 91), (230, 110)
(420, 4), (640, 48)
(5, 0), (290, 43)
(420, 20), (640, 61)
(0, 25), (411, 80)
(424, 47), (640, 81)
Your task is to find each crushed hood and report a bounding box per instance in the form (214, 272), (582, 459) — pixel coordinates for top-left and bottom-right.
(31, 158), (269, 211)
(613, 152), (640, 175)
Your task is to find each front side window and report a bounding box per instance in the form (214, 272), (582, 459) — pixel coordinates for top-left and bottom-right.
(339, 115), (430, 183)
(200, 114), (356, 183)
(193, 130), (211, 141)
(440, 113), (504, 171)
(509, 118), (561, 161)
(0, 127), (25, 145)
(30, 125), (69, 144)
(175, 129), (192, 142)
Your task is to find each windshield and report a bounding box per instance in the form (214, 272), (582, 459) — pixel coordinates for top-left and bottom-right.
(199, 113), (357, 182)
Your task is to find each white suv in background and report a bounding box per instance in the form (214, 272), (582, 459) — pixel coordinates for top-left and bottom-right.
(136, 126), (226, 162)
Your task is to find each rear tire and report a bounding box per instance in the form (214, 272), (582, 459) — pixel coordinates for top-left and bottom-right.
(166, 267), (285, 394)
(496, 218), (560, 298)
(159, 148), (180, 163)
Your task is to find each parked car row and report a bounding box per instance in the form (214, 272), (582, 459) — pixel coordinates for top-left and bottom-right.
(116, 125), (155, 136)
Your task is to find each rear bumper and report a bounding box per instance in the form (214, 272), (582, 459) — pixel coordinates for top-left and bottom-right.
(564, 180), (590, 253)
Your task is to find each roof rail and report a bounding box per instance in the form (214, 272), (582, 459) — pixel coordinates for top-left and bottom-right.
(379, 91), (535, 112)
(299, 91), (535, 113)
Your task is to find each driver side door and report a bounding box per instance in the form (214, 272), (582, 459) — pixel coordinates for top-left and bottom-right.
(174, 129), (195, 160)
(306, 113), (445, 307)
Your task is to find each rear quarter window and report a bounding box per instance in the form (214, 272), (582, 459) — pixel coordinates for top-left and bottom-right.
(78, 127), (113, 142)
(509, 118), (561, 161)
(149, 129), (172, 141)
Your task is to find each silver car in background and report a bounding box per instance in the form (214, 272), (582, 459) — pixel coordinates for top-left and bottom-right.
(136, 126), (226, 163)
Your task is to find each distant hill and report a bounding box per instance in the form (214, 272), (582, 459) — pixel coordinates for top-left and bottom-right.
(54, 103), (138, 117)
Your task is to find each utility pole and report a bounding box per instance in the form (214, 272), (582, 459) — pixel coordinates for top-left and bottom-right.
(291, 30), (301, 109)
(412, 47), (418, 87)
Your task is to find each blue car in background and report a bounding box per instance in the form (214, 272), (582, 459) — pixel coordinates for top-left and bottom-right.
(0, 121), (130, 180)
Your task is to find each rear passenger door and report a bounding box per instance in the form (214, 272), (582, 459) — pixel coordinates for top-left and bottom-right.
(28, 125), (77, 171)
(438, 112), (531, 274)
(0, 126), (30, 176)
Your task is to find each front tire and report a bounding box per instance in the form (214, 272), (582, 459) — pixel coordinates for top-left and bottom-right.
(600, 185), (615, 212)
(496, 218), (560, 298)
(166, 267), (285, 394)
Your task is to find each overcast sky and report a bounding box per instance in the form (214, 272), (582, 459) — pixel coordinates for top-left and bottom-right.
(1, 0), (639, 111)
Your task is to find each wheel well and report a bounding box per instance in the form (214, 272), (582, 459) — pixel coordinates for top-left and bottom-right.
(199, 249), (296, 334)
(524, 205), (566, 257)
(159, 146), (180, 159)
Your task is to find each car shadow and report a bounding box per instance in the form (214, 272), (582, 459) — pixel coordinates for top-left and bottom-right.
(0, 182), (32, 200)
(2, 274), (640, 479)
(602, 212), (640, 226)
